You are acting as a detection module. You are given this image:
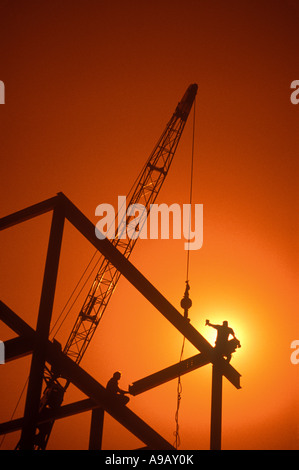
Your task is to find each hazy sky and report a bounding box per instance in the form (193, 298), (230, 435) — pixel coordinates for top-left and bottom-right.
(0, 0), (298, 450)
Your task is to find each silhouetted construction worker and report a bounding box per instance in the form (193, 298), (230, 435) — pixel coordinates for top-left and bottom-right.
(206, 320), (240, 362)
(106, 371), (130, 405)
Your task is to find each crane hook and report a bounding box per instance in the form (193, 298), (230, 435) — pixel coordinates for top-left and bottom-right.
(180, 281), (192, 321)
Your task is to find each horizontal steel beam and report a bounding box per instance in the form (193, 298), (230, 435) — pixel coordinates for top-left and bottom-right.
(4, 336), (33, 362)
(0, 195), (59, 231)
(129, 353), (210, 396)
(0, 398), (97, 436)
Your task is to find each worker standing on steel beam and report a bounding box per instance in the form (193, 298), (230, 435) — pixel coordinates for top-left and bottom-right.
(106, 371), (130, 405)
(205, 320), (241, 362)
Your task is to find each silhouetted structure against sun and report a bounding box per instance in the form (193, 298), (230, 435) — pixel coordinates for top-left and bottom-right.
(0, 192), (241, 450)
(0, 85), (241, 450)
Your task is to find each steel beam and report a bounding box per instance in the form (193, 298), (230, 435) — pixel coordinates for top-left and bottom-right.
(0, 398), (97, 436)
(3, 335), (33, 362)
(19, 205), (65, 450)
(0, 195), (58, 231)
(0, 300), (37, 338)
(129, 353), (210, 396)
(210, 363), (223, 450)
(89, 407), (105, 450)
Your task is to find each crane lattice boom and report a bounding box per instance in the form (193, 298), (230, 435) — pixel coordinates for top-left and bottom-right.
(63, 83), (198, 364)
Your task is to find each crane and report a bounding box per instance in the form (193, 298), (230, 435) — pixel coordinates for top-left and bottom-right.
(26, 83), (198, 449)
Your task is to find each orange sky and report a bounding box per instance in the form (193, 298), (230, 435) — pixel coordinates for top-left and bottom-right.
(0, 0), (298, 450)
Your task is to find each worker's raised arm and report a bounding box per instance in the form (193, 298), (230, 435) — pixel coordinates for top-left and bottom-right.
(205, 319), (217, 329)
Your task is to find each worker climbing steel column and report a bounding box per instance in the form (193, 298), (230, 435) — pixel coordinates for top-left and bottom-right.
(205, 320), (241, 362)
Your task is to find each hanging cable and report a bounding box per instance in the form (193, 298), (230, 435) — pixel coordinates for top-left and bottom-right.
(173, 97), (197, 449)
(180, 95), (196, 320)
(173, 336), (185, 448)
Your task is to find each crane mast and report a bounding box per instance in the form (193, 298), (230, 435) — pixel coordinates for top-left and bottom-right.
(31, 84), (198, 449)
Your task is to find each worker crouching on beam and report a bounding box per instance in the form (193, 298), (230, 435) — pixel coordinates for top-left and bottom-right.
(106, 371), (130, 405)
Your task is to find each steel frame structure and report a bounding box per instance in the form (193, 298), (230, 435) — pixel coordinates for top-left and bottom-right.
(28, 84), (198, 450)
(0, 193), (241, 450)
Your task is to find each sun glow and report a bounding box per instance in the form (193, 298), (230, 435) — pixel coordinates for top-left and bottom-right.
(191, 306), (252, 368)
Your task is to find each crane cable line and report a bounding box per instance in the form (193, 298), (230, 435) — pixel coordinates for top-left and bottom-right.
(173, 96), (196, 449)
(186, 93), (196, 284)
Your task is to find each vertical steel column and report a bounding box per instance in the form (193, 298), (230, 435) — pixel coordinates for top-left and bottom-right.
(19, 204), (65, 449)
(210, 363), (223, 450)
(88, 408), (104, 450)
